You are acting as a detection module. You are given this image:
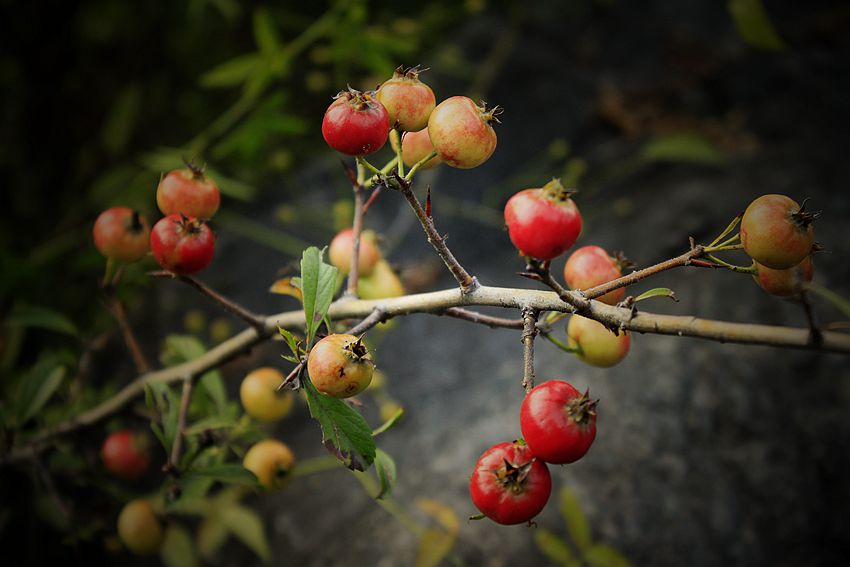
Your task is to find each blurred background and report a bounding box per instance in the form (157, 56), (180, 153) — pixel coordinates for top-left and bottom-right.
(2, 0), (850, 565)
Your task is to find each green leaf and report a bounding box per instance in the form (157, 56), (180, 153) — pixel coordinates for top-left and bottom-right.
(583, 544), (632, 567)
(16, 359), (66, 425)
(278, 327), (300, 360)
(198, 516), (229, 560)
(534, 529), (580, 567)
(160, 334), (226, 410)
(640, 133), (725, 166)
(184, 415), (239, 436)
(633, 288), (678, 303)
(199, 372), (227, 412)
(220, 505), (271, 563)
(561, 487), (592, 551)
(299, 247), (339, 345)
(101, 84), (141, 155)
(6, 303), (78, 337)
(183, 464), (260, 486)
(373, 449), (397, 499)
(728, 0), (786, 51)
(146, 381), (179, 452)
(303, 378), (376, 471)
(161, 524), (199, 567)
(200, 53), (262, 88)
(372, 406), (404, 436)
(253, 7), (280, 54)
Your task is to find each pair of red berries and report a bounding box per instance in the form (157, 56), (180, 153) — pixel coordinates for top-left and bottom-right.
(470, 380), (597, 525)
(321, 66), (499, 170)
(93, 164), (220, 275)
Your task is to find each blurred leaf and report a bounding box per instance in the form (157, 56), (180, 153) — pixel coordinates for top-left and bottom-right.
(728, 0), (786, 51)
(373, 448), (397, 499)
(214, 210), (308, 255)
(300, 246), (338, 345)
(200, 53), (262, 89)
(160, 334), (225, 410)
(633, 288), (678, 303)
(583, 544), (632, 567)
(220, 505), (271, 563)
(16, 359), (66, 425)
(199, 372), (227, 412)
(560, 487), (591, 551)
(197, 516), (229, 560)
(415, 529), (455, 567)
(806, 284), (850, 319)
(183, 464), (260, 486)
(161, 524), (198, 567)
(101, 84), (141, 155)
(184, 414), (238, 435)
(270, 279), (303, 301)
(416, 498), (460, 534)
(372, 406), (404, 436)
(146, 381), (179, 452)
(640, 133), (725, 166)
(6, 303), (78, 337)
(212, 94), (307, 161)
(303, 378), (375, 471)
(253, 7), (280, 54)
(535, 529), (580, 567)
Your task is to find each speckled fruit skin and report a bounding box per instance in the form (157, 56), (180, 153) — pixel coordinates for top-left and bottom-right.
(563, 245), (625, 305)
(567, 315), (630, 368)
(240, 367), (295, 422)
(150, 214), (215, 275)
(101, 429), (150, 480)
(156, 168), (221, 219)
(93, 207), (150, 262)
(376, 67), (436, 132)
(401, 128), (441, 170)
(322, 90), (390, 156)
(242, 439), (295, 490)
(520, 381), (597, 464)
(504, 180), (583, 260)
(117, 499), (163, 555)
(753, 255), (813, 297)
(469, 440), (552, 525)
(427, 96), (497, 169)
(328, 228), (381, 276)
(740, 194), (814, 269)
(307, 334), (374, 398)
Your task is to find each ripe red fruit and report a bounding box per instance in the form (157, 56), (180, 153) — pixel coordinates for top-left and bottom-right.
(307, 334), (374, 398)
(753, 255), (813, 297)
(427, 96), (499, 169)
(740, 194), (816, 269)
(469, 440), (552, 525)
(101, 430), (151, 480)
(322, 88), (390, 156)
(93, 207), (151, 263)
(156, 165), (221, 220)
(150, 214), (215, 275)
(328, 228), (381, 276)
(520, 381), (597, 464)
(504, 179), (583, 260)
(563, 245), (625, 305)
(401, 128), (441, 170)
(567, 315), (630, 368)
(376, 65), (436, 132)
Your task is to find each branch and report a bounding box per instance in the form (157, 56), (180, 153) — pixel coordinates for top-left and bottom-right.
(521, 308), (538, 393)
(442, 307), (524, 329)
(107, 296), (150, 374)
(164, 376), (194, 474)
(345, 161), (366, 299)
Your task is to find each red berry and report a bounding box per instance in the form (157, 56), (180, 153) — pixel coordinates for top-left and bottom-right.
(101, 429), (151, 480)
(427, 96), (498, 169)
(328, 228), (381, 276)
(520, 381), (597, 464)
(504, 179), (583, 260)
(753, 255), (813, 297)
(150, 214), (215, 275)
(156, 166), (221, 220)
(740, 194), (816, 269)
(563, 245), (625, 305)
(376, 65), (436, 132)
(93, 207), (150, 263)
(469, 440), (552, 525)
(322, 88), (390, 156)
(401, 128), (441, 170)
(567, 315), (631, 368)
(307, 334), (374, 398)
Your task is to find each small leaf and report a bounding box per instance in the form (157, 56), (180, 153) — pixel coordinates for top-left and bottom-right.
(583, 544), (633, 567)
(415, 529), (456, 567)
(184, 415), (239, 436)
(303, 378), (376, 470)
(253, 7), (280, 54)
(16, 359), (66, 425)
(197, 516), (229, 560)
(534, 529), (580, 567)
(373, 449), (397, 499)
(640, 133), (725, 166)
(560, 487), (591, 551)
(150, 421), (168, 453)
(199, 371), (227, 412)
(728, 0), (786, 51)
(161, 524), (198, 567)
(633, 288), (678, 303)
(6, 303), (78, 337)
(146, 381), (179, 452)
(270, 278), (303, 301)
(372, 406), (404, 436)
(299, 247), (339, 345)
(200, 53), (262, 88)
(183, 464), (260, 486)
(277, 327), (301, 360)
(220, 506), (271, 563)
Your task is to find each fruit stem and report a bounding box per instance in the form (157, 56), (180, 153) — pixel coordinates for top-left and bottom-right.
(391, 129), (405, 178)
(344, 161), (366, 299)
(704, 253), (758, 275)
(707, 215), (741, 248)
(357, 157), (383, 177)
(404, 150), (438, 182)
(540, 331), (582, 355)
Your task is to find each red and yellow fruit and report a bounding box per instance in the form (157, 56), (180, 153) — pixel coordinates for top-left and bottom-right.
(504, 179), (583, 260)
(328, 228), (381, 277)
(243, 439), (296, 490)
(563, 245), (625, 305)
(156, 166), (221, 220)
(740, 194), (815, 269)
(376, 65), (436, 132)
(240, 367), (295, 422)
(117, 499), (163, 555)
(427, 96), (498, 169)
(93, 207), (151, 263)
(567, 315), (630, 368)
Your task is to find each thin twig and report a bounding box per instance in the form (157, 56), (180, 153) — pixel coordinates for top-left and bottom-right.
(108, 297), (150, 374)
(345, 161), (366, 299)
(521, 308), (538, 393)
(442, 307), (525, 329)
(164, 376), (195, 474)
(347, 308), (388, 335)
(800, 291), (823, 346)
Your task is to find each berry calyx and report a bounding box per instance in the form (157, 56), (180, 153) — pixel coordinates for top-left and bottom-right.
(376, 65), (437, 132)
(322, 87), (390, 156)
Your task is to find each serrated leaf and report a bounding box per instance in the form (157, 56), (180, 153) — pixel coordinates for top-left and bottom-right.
(300, 247), (339, 345)
(372, 406), (404, 436)
(728, 0), (785, 51)
(303, 378), (375, 471)
(253, 7), (280, 54)
(161, 524), (198, 567)
(16, 359), (66, 425)
(373, 449), (397, 500)
(583, 544), (632, 567)
(561, 487), (591, 551)
(6, 303), (78, 337)
(633, 288), (678, 303)
(220, 506), (270, 563)
(200, 53), (262, 88)
(184, 415), (238, 436)
(640, 133), (724, 166)
(415, 529), (456, 567)
(198, 516), (229, 560)
(183, 464), (260, 486)
(535, 529), (580, 567)
(277, 327), (301, 360)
